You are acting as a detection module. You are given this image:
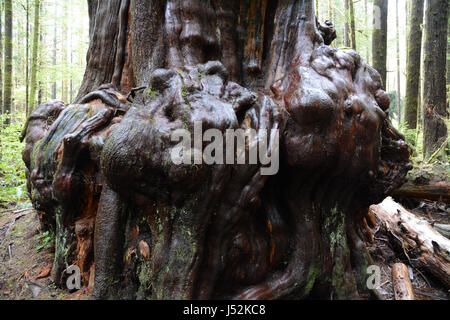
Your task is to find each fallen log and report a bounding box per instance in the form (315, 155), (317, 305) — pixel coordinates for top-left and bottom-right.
(392, 181), (450, 203)
(434, 224), (450, 239)
(370, 197), (450, 288)
(392, 263), (414, 300)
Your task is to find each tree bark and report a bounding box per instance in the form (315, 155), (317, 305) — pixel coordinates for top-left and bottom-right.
(26, 0), (30, 116)
(349, 0), (356, 50)
(392, 263), (415, 300)
(344, 0), (351, 48)
(395, 0), (401, 126)
(61, 0), (68, 103)
(0, 1), (3, 114)
(372, 0), (388, 89)
(23, 0), (411, 300)
(422, 0), (449, 159)
(52, 0), (57, 100)
(29, 0), (40, 115)
(3, 0), (12, 123)
(393, 181), (450, 203)
(404, 0), (424, 130)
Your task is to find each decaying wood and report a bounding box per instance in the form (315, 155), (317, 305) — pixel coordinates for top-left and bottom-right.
(370, 197), (450, 288)
(393, 181), (450, 203)
(392, 263), (414, 300)
(434, 224), (450, 239)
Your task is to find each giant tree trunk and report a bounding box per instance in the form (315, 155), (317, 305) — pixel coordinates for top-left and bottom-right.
(404, 0), (424, 130)
(372, 0), (388, 89)
(22, 0), (411, 300)
(422, 0), (449, 159)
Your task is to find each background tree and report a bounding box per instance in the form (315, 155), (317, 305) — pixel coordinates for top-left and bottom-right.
(422, 0), (449, 159)
(404, 0), (424, 130)
(0, 0), (3, 114)
(395, 0), (401, 125)
(61, 0), (68, 103)
(344, 0), (351, 47)
(3, 0), (12, 123)
(349, 0), (356, 50)
(372, 0), (388, 89)
(28, 0), (40, 115)
(25, 0), (29, 115)
(52, 0), (56, 100)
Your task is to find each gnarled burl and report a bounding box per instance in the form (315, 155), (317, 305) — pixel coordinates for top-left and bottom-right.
(22, 0), (411, 300)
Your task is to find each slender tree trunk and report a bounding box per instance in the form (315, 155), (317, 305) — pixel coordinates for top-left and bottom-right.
(29, 0), (40, 114)
(328, 0), (333, 22)
(3, 0), (12, 123)
(447, 7), (450, 108)
(422, 0), (449, 159)
(372, 0), (388, 89)
(69, 1), (73, 103)
(395, 0), (401, 126)
(349, 0), (356, 50)
(26, 0), (30, 116)
(61, 0), (68, 103)
(344, 0), (351, 47)
(0, 1), (3, 114)
(37, 1), (44, 106)
(315, 0), (319, 21)
(404, 0), (424, 130)
(52, 0), (56, 99)
(365, 0), (369, 61)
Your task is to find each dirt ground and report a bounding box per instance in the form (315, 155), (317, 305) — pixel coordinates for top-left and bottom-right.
(0, 205), (89, 300)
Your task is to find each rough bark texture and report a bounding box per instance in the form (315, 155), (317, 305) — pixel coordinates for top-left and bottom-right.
(29, 0), (40, 114)
(372, 0), (388, 89)
(3, 0), (12, 122)
(392, 263), (415, 300)
(22, 0), (411, 300)
(0, 3), (3, 114)
(404, 0), (424, 130)
(422, 0), (449, 159)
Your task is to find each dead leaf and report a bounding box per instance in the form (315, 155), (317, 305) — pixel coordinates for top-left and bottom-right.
(35, 264), (52, 280)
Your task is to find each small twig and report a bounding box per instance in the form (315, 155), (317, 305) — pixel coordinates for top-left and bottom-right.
(5, 213), (28, 235)
(379, 280), (389, 287)
(414, 289), (447, 300)
(0, 207), (32, 214)
(8, 244), (12, 259)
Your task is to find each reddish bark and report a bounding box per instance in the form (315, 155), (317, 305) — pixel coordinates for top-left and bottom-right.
(22, 0), (411, 300)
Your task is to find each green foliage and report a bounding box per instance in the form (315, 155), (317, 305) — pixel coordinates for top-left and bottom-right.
(0, 114), (28, 206)
(35, 230), (55, 252)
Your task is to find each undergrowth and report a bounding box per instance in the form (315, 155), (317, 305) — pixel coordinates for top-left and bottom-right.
(0, 114), (29, 208)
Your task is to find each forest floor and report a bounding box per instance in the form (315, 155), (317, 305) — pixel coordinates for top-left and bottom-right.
(0, 204), (89, 300)
(369, 197), (449, 300)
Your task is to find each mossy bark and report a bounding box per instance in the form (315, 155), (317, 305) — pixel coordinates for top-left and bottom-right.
(372, 0), (388, 89)
(29, 0), (40, 115)
(422, 0), (449, 159)
(404, 0), (424, 130)
(3, 0), (13, 123)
